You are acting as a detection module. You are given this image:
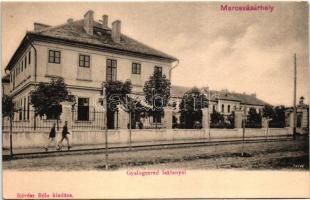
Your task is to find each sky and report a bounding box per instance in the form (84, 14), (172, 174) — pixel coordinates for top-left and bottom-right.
(1, 2), (309, 106)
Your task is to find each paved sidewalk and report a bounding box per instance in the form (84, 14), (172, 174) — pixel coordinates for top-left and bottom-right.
(2, 135), (291, 156)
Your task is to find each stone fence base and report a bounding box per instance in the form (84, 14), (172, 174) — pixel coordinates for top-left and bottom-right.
(2, 128), (294, 149)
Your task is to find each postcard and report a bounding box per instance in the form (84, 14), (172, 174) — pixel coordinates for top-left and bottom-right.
(1, 1), (309, 199)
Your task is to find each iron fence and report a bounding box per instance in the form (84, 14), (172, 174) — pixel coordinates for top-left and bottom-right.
(2, 110), (61, 131)
(71, 109), (106, 130)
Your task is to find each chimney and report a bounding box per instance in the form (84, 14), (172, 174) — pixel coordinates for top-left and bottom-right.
(102, 15), (108, 29)
(83, 10), (94, 35)
(67, 18), (74, 23)
(34, 22), (51, 31)
(112, 20), (121, 43)
(251, 93), (256, 98)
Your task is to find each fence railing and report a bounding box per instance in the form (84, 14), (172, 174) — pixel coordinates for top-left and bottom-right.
(2, 110), (61, 131)
(71, 109), (106, 130)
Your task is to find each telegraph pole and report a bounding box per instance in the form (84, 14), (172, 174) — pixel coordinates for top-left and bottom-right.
(293, 53), (297, 140)
(102, 86), (109, 170)
(241, 108), (246, 156)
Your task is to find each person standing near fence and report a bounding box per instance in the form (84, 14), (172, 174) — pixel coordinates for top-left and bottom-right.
(44, 123), (58, 152)
(57, 121), (72, 151)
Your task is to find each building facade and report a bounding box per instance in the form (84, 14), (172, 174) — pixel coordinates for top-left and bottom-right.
(5, 10), (178, 122)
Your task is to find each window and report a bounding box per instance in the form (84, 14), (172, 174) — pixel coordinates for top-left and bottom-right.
(77, 97), (90, 121)
(21, 60), (23, 72)
(19, 99), (22, 120)
(23, 97), (26, 120)
(221, 104), (224, 112)
(25, 56), (27, 69)
(27, 96), (30, 120)
(213, 105), (216, 111)
(106, 59), (117, 81)
(154, 66), (162, 75)
(228, 105), (231, 113)
(79, 54), (90, 68)
(132, 63), (141, 74)
(48, 50), (61, 64)
(28, 51), (31, 64)
(13, 70), (15, 88)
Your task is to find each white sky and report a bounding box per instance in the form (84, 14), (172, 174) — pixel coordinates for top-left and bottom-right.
(1, 2), (309, 106)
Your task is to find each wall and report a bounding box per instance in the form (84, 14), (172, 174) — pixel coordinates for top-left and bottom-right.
(34, 41), (173, 93)
(2, 128), (293, 149)
(9, 46), (34, 95)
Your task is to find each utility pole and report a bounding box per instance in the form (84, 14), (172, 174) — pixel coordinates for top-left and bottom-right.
(241, 108), (246, 156)
(102, 86), (109, 170)
(293, 53), (297, 140)
(129, 104), (132, 151)
(208, 87), (211, 140)
(9, 107), (13, 160)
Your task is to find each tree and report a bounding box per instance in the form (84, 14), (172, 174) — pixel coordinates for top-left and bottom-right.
(143, 69), (171, 123)
(246, 108), (262, 128)
(30, 77), (75, 121)
(262, 105), (275, 119)
(2, 95), (20, 159)
(102, 80), (132, 129)
(2, 95), (15, 118)
(179, 87), (208, 128)
(270, 105), (286, 128)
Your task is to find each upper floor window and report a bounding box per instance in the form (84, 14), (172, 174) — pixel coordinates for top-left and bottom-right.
(21, 60), (23, 72)
(132, 63), (141, 74)
(79, 54), (90, 68)
(28, 51), (31, 64)
(221, 104), (224, 112)
(106, 59), (117, 82)
(228, 105), (231, 113)
(154, 66), (162, 75)
(24, 56), (27, 69)
(48, 50), (61, 64)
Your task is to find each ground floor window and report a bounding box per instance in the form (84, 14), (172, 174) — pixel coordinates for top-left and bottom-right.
(78, 97), (89, 121)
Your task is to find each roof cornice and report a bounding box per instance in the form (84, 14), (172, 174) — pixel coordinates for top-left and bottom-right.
(6, 32), (178, 71)
(5, 33), (33, 71)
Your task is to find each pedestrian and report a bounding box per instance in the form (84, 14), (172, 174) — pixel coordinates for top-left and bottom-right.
(57, 121), (72, 150)
(44, 123), (58, 152)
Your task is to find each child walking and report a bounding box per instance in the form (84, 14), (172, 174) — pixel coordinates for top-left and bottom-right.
(44, 123), (58, 151)
(57, 121), (72, 150)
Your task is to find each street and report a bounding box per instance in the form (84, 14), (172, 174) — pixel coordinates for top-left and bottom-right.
(3, 136), (308, 171)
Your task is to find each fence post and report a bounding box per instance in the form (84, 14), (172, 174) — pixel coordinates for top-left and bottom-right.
(117, 105), (129, 129)
(234, 110), (243, 128)
(60, 101), (74, 129)
(164, 107), (173, 129)
(202, 108), (209, 129)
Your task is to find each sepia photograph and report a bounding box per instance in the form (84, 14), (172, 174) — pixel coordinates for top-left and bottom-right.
(1, 1), (309, 199)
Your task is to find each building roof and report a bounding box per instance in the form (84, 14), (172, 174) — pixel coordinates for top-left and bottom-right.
(171, 85), (269, 106)
(5, 18), (177, 71)
(31, 20), (177, 61)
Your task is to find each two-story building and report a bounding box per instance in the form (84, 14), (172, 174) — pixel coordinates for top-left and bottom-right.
(5, 10), (178, 123)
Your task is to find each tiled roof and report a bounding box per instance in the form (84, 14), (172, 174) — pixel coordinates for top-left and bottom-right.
(171, 85), (269, 106)
(30, 20), (178, 62)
